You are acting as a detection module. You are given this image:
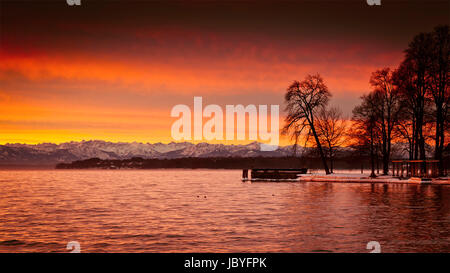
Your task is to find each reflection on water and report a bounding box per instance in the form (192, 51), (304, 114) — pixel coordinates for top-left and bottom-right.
(0, 170), (448, 252)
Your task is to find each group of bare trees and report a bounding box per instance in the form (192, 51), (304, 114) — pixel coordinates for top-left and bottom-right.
(396, 25), (449, 174)
(283, 25), (449, 176)
(351, 67), (403, 177)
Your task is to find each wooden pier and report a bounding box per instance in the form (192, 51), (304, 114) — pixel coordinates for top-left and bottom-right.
(242, 168), (307, 181)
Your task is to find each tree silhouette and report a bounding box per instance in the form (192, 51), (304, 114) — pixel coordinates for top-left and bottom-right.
(393, 25), (449, 175)
(428, 25), (449, 176)
(369, 68), (402, 175)
(395, 31), (433, 163)
(352, 93), (380, 178)
(315, 106), (348, 173)
(283, 74), (331, 174)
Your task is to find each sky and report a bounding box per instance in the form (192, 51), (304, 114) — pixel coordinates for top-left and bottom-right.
(0, 0), (449, 145)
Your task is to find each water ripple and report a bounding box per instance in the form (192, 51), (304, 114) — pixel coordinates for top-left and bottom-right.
(0, 169), (448, 252)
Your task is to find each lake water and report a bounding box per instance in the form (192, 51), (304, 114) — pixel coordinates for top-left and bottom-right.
(0, 169), (449, 253)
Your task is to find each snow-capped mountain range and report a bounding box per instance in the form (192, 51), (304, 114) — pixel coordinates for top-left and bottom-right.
(0, 140), (310, 165)
(0, 140), (416, 166)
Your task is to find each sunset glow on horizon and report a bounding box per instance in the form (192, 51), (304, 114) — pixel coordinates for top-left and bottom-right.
(1, 1), (448, 145)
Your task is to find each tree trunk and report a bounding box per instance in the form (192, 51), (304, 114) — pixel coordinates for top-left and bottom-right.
(376, 155), (379, 174)
(414, 98), (426, 174)
(439, 124), (445, 176)
(414, 121), (419, 160)
(370, 129), (376, 178)
(435, 105), (444, 176)
(381, 130), (388, 175)
(386, 134), (391, 175)
(410, 117), (416, 160)
(329, 149), (334, 174)
(310, 125), (330, 174)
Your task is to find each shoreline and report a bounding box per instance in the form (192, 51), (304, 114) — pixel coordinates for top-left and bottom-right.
(300, 176), (450, 185)
(247, 174), (450, 185)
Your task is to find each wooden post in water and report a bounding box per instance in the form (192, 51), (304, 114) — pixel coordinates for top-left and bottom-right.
(242, 169), (248, 180)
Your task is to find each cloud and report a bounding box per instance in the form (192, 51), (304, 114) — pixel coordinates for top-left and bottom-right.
(0, 0), (447, 144)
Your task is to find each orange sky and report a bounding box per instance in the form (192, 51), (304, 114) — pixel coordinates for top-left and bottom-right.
(0, 1), (448, 145)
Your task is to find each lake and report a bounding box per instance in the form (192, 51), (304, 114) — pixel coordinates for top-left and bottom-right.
(0, 169), (449, 252)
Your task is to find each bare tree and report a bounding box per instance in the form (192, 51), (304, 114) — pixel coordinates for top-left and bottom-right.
(352, 93), (380, 178)
(394, 104), (416, 160)
(395, 32), (433, 164)
(370, 68), (402, 175)
(428, 25), (450, 175)
(315, 106), (348, 173)
(283, 74), (331, 174)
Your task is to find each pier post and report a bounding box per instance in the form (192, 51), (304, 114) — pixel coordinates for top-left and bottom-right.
(242, 169), (248, 180)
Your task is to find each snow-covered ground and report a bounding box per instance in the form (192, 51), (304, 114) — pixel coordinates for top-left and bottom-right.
(299, 172), (450, 185)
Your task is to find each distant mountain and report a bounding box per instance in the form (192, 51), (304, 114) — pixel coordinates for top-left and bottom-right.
(0, 140), (315, 165)
(1, 140), (419, 166)
(0, 144), (78, 165)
